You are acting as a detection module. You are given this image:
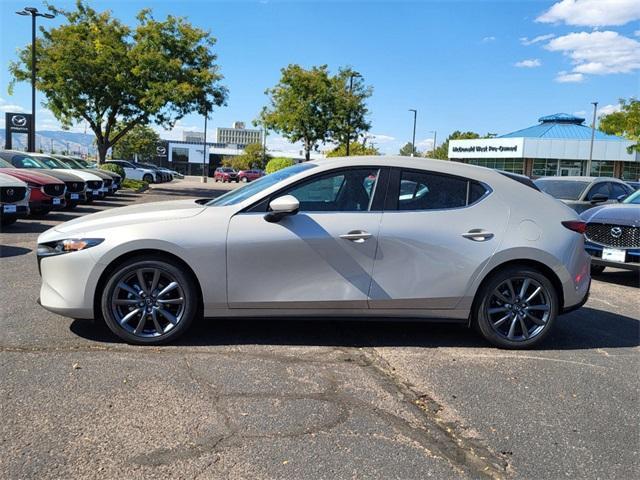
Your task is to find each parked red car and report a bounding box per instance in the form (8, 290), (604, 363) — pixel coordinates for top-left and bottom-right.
(214, 167), (239, 183)
(238, 169), (264, 182)
(0, 158), (66, 214)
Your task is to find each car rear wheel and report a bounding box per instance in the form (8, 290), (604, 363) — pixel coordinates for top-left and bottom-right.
(241, 177), (248, 182)
(474, 266), (558, 349)
(143, 174), (154, 184)
(101, 256), (198, 345)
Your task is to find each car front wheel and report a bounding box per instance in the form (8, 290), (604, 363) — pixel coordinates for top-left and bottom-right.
(143, 174), (154, 184)
(474, 266), (558, 349)
(101, 256), (198, 345)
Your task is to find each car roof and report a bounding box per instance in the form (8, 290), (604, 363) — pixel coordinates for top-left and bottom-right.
(536, 176), (626, 183)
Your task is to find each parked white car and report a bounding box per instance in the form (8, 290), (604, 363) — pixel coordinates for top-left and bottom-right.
(0, 171), (30, 226)
(106, 160), (158, 183)
(37, 157), (591, 348)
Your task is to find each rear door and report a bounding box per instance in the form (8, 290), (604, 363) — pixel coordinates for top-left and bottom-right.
(226, 167), (387, 309)
(369, 168), (509, 310)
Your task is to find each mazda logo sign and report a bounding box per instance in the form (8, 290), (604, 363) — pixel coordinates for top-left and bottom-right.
(7, 188), (14, 196)
(11, 115), (27, 127)
(72, 183), (77, 188)
(157, 146), (167, 155)
(610, 227), (623, 238)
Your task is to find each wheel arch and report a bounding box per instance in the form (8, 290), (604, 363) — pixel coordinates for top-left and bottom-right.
(93, 248), (204, 320)
(468, 258), (564, 327)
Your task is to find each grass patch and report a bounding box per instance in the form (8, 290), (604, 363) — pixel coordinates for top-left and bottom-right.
(122, 179), (149, 192)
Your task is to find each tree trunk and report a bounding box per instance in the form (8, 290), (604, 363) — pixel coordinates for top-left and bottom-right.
(97, 142), (109, 165)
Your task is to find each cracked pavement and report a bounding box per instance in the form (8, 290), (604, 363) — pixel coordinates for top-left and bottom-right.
(1, 180), (638, 479)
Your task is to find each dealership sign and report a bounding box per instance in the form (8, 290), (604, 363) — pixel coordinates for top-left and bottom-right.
(5, 112), (34, 150)
(449, 138), (524, 159)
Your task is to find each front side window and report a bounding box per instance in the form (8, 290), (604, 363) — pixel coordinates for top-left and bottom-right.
(397, 170), (470, 210)
(284, 168), (379, 212)
(586, 182), (610, 200)
(610, 182), (630, 199)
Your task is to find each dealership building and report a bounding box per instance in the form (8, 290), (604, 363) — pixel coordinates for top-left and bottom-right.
(448, 113), (639, 180)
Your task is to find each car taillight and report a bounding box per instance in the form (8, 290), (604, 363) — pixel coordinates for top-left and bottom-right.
(561, 220), (587, 234)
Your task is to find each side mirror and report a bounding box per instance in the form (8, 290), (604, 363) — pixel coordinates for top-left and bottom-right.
(590, 193), (608, 204)
(264, 195), (299, 223)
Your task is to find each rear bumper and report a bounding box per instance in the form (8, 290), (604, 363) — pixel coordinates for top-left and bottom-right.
(562, 278), (591, 314)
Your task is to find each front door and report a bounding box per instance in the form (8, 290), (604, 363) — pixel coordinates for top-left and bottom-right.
(369, 168), (509, 310)
(227, 167), (385, 309)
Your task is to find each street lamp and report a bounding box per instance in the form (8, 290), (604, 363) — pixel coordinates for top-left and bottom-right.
(408, 109), (417, 156)
(202, 108), (208, 183)
(587, 101), (598, 176)
(16, 7), (55, 153)
(346, 72), (361, 157)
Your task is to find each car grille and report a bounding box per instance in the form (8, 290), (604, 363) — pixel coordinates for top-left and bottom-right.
(585, 223), (640, 249)
(87, 180), (102, 190)
(0, 186), (27, 203)
(65, 181), (85, 193)
(42, 184), (66, 197)
(103, 178), (113, 187)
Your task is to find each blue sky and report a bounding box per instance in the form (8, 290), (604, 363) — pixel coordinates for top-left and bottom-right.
(1, 0), (639, 154)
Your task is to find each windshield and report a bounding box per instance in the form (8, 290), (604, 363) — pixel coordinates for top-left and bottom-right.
(207, 163), (317, 206)
(4, 154), (50, 169)
(534, 179), (589, 200)
(0, 158), (14, 168)
(59, 157), (84, 169)
(36, 155), (68, 169)
(623, 190), (640, 205)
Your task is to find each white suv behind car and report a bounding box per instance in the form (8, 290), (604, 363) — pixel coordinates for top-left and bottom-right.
(106, 160), (158, 183)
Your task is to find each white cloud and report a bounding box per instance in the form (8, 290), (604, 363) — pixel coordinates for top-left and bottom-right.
(416, 138), (435, 150)
(635, 29), (640, 36)
(546, 31), (640, 77)
(369, 134), (395, 144)
(514, 59), (542, 68)
(555, 71), (585, 83)
(537, 0), (640, 27)
(520, 34), (556, 45)
(0, 104), (27, 113)
(573, 110), (587, 116)
(482, 36), (496, 42)
(598, 103), (622, 117)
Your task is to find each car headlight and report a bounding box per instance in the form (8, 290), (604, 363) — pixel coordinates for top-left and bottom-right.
(37, 238), (104, 256)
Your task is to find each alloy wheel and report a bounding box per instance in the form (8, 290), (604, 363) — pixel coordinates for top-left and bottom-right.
(484, 276), (551, 342)
(110, 267), (186, 338)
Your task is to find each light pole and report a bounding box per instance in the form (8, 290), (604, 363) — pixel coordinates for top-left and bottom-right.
(202, 109), (208, 183)
(587, 101), (598, 176)
(16, 7), (55, 153)
(408, 109), (417, 156)
(346, 72), (361, 156)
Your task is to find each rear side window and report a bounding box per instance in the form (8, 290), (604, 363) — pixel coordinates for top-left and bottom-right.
(396, 170), (487, 211)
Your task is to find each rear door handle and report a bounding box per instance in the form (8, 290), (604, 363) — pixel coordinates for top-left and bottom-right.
(339, 230), (372, 243)
(462, 229), (494, 241)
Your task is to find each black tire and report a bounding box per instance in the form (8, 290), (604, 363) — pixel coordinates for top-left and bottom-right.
(241, 177), (248, 183)
(591, 265), (606, 275)
(474, 266), (558, 349)
(143, 174), (154, 184)
(1, 217), (17, 226)
(101, 255), (198, 345)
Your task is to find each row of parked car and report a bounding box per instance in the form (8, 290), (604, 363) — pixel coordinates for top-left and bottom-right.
(533, 175), (639, 275)
(0, 150), (178, 227)
(214, 167), (264, 183)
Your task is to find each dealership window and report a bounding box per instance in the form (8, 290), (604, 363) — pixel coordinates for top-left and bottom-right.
(589, 161), (614, 177)
(171, 147), (189, 163)
(622, 162), (640, 180)
(532, 159), (558, 178)
(558, 160), (584, 176)
(467, 158), (524, 174)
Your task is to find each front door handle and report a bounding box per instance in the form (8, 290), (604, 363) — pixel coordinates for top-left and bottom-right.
(339, 230), (372, 243)
(462, 229), (494, 241)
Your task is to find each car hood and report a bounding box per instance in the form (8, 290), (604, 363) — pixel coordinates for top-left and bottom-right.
(45, 199), (207, 238)
(0, 168), (65, 185)
(0, 172), (27, 187)
(580, 203), (640, 227)
(52, 169), (102, 182)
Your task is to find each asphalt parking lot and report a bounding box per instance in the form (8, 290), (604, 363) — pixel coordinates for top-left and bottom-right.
(1, 179), (638, 480)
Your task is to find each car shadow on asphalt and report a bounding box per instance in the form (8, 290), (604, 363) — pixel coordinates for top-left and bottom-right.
(0, 245), (32, 257)
(592, 270), (640, 288)
(69, 306), (639, 350)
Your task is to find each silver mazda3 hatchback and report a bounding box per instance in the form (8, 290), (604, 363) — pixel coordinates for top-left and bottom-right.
(37, 157), (591, 348)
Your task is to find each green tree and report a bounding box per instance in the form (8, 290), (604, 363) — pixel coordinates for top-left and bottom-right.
(399, 142), (419, 156)
(223, 143), (268, 170)
(430, 131), (481, 160)
(9, 1), (227, 163)
(327, 141), (379, 157)
(112, 124), (160, 161)
(260, 64), (334, 161)
(599, 98), (639, 153)
(329, 68), (373, 150)
(265, 157), (295, 174)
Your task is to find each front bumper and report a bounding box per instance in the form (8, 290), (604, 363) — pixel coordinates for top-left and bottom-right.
(30, 197), (66, 211)
(585, 241), (640, 272)
(1, 204), (29, 220)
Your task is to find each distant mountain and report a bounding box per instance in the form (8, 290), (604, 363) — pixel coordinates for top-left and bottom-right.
(0, 129), (96, 156)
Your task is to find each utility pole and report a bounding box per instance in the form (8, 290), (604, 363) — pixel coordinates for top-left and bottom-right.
(16, 7), (55, 152)
(428, 130), (437, 157)
(202, 110), (208, 183)
(409, 109), (417, 156)
(346, 72), (361, 156)
(587, 101), (598, 177)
